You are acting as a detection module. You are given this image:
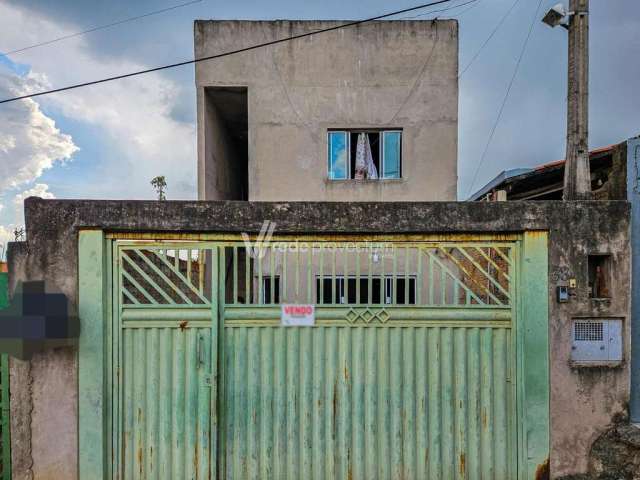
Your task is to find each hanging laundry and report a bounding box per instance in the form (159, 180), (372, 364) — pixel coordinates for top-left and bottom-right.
(354, 133), (378, 179)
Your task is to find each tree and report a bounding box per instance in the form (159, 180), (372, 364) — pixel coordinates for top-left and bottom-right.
(151, 176), (167, 201)
(13, 227), (25, 241)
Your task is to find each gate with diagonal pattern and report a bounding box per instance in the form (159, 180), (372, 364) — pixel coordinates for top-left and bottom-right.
(107, 234), (542, 479)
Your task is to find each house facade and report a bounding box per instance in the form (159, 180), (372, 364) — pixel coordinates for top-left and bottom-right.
(195, 20), (459, 201)
(0, 19), (635, 480)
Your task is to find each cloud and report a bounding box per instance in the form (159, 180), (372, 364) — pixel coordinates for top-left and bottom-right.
(0, 184), (55, 260)
(0, 2), (197, 201)
(13, 181), (54, 219)
(0, 226), (12, 261)
(0, 69), (79, 193)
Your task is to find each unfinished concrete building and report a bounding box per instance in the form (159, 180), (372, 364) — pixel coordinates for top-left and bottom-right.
(1, 20), (637, 480)
(195, 20), (459, 201)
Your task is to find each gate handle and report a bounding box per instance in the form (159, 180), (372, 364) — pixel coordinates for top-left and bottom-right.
(197, 334), (206, 368)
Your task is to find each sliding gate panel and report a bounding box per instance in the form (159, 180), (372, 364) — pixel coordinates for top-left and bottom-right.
(223, 323), (512, 480)
(219, 240), (517, 480)
(110, 238), (526, 480)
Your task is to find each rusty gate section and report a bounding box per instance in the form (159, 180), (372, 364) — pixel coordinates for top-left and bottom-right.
(109, 235), (523, 479)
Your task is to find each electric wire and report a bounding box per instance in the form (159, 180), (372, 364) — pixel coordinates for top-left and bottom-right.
(1, 0), (203, 56)
(398, 0), (479, 20)
(387, 21), (440, 124)
(0, 0), (457, 104)
(465, 0), (545, 198)
(449, 0), (484, 18)
(458, 0), (524, 78)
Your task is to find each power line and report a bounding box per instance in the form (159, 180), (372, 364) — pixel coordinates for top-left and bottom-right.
(450, 0), (484, 17)
(465, 0), (544, 198)
(0, 0), (457, 105)
(1, 0), (203, 56)
(458, 0), (523, 78)
(398, 0), (479, 20)
(387, 21), (440, 123)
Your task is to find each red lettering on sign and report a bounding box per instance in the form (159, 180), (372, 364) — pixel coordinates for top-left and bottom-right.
(283, 305), (313, 316)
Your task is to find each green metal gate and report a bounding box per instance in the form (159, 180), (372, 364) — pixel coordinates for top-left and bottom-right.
(104, 234), (548, 480)
(111, 245), (217, 479)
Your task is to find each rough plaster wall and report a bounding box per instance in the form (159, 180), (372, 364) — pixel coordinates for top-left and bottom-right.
(6, 244), (33, 480)
(592, 142), (628, 201)
(6, 198), (633, 479)
(194, 20), (458, 201)
(7, 219), (79, 480)
(548, 209), (631, 478)
(8, 358), (32, 480)
(629, 136), (640, 425)
(197, 87), (207, 200)
(30, 350), (77, 480)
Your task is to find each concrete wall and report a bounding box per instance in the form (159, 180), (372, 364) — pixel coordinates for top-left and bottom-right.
(195, 20), (458, 201)
(7, 198), (632, 479)
(628, 136), (640, 424)
(547, 213), (631, 477)
(7, 240), (77, 480)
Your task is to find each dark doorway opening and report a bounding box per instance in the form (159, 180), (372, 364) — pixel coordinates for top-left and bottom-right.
(204, 87), (248, 200)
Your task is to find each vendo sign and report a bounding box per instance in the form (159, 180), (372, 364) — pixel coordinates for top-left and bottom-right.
(281, 304), (315, 326)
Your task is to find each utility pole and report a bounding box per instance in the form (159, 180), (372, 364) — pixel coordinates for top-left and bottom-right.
(563, 0), (590, 200)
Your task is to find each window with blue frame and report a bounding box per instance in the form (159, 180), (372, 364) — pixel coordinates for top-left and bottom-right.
(327, 129), (402, 180)
(382, 131), (401, 179)
(328, 131), (349, 179)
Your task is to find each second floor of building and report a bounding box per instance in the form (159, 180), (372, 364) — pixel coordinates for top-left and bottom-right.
(195, 19), (459, 201)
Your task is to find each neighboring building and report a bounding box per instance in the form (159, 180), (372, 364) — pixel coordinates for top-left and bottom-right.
(195, 20), (459, 201)
(469, 143), (629, 201)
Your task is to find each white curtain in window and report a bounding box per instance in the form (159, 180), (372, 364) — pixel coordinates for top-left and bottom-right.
(354, 133), (378, 179)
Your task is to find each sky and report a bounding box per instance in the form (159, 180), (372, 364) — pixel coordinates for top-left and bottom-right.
(0, 0), (638, 257)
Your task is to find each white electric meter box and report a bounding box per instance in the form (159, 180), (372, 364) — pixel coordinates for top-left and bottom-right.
(571, 319), (623, 363)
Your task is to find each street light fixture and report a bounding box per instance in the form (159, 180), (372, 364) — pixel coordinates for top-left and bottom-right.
(542, 3), (569, 29)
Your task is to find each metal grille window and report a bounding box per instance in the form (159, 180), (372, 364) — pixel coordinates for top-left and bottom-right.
(315, 276), (416, 305)
(574, 321), (604, 341)
(118, 242), (513, 307)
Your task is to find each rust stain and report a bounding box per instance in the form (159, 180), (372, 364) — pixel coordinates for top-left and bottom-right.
(179, 320), (189, 331)
(459, 453), (466, 476)
(527, 230), (547, 239)
(137, 447), (143, 476)
(535, 458), (549, 480)
(194, 442), (199, 480)
(332, 379), (338, 436)
(137, 408), (142, 423)
(344, 366), (350, 382)
(481, 408), (488, 429)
